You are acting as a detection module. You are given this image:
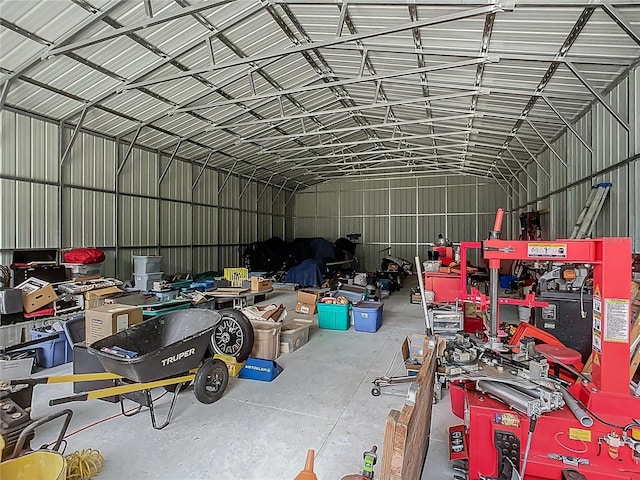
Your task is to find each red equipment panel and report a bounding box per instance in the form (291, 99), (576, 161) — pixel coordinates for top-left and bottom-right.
(423, 272), (460, 303)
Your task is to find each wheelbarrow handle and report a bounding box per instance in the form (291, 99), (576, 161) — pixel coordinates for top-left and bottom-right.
(49, 393), (88, 406)
(10, 409), (73, 459)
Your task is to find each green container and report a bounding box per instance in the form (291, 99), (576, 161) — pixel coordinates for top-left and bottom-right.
(317, 302), (350, 331)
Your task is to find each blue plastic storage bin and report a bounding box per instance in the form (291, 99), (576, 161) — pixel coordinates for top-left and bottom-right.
(499, 275), (517, 289)
(30, 328), (73, 368)
(352, 301), (384, 333)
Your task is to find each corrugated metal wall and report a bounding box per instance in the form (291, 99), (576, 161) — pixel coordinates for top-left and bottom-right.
(294, 177), (507, 271)
(0, 109), (292, 284)
(513, 64), (639, 250)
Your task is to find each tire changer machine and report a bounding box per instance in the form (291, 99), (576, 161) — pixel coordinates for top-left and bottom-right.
(445, 209), (640, 480)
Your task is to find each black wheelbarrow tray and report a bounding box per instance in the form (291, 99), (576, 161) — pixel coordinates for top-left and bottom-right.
(7, 309), (254, 430)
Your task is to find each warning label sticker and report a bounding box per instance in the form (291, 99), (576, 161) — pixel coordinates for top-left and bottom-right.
(527, 243), (567, 258)
(604, 298), (630, 343)
(592, 332), (602, 353)
(593, 297), (602, 315)
(593, 314), (601, 334)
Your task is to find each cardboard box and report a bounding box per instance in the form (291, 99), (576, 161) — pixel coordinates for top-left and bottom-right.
(401, 333), (427, 376)
(84, 286), (123, 310)
(85, 304), (143, 344)
(295, 289), (321, 315)
(16, 278), (58, 313)
(251, 277), (272, 292)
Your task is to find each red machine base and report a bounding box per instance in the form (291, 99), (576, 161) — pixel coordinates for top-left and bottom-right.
(450, 388), (640, 480)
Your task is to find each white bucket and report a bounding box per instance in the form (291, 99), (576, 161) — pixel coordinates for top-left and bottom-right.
(517, 306), (531, 322)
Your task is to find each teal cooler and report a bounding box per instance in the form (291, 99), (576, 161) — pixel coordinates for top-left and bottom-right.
(317, 302), (350, 330)
(352, 301), (384, 333)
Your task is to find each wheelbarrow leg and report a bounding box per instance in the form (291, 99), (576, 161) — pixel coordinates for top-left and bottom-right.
(148, 383), (183, 430)
(120, 398), (144, 417)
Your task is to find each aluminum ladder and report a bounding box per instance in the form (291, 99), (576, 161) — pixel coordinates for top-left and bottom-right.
(569, 182), (612, 239)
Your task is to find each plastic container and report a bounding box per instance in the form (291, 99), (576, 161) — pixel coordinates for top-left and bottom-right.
(280, 319), (312, 353)
(133, 255), (163, 274)
(250, 320), (282, 360)
(154, 290), (178, 302)
(422, 260), (442, 272)
(30, 328), (73, 368)
(499, 274), (517, 289)
(317, 302), (350, 331)
(334, 289), (368, 304)
(190, 280), (215, 291)
(352, 301), (384, 333)
(133, 272), (163, 291)
(63, 262), (104, 277)
(518, 306), (531, 322)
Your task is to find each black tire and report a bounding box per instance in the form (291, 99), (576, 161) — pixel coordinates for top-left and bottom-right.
(210, 309), (254, 362)
(193, 359), (229, 404)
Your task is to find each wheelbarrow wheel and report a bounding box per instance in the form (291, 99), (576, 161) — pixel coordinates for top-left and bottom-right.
(210, 309), (254, 362)
(193, 358), (229, 404)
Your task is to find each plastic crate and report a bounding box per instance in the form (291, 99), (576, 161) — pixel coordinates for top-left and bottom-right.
(30, 328), (73, 368)
(317, 302), (350, 331)
(133, 255), (162, 274)
(352, 301), (384, 333)
(224, 268), (248, 287)
(334, 289), (368, 304)
(133, 272), (163, 291)
(63, 262), (104, 277)
(280, 319), (312, 353)
(154, 290), (179, 302)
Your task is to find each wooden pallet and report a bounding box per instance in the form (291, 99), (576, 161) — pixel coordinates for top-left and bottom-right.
(380, 338), (437, 480)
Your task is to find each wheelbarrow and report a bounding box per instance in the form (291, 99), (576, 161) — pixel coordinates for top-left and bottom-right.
(8, 309), (254, 430)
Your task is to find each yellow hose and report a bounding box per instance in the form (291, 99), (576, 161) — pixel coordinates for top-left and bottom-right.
(65, 449), (104, 479)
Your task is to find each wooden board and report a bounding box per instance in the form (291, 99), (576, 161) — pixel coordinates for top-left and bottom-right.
(380, 338), (437, 480)
(630, 311), (640, 381)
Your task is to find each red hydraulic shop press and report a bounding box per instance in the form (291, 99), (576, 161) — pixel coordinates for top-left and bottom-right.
(448, 209), (640, 480)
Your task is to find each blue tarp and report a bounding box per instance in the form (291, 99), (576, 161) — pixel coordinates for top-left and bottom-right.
(284, 258), (324, 287)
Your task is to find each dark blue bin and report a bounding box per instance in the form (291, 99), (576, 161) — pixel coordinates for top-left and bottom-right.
(30, 328), (73, 368)
(499, 275), (517, 289)
(352, 301), (384, 333)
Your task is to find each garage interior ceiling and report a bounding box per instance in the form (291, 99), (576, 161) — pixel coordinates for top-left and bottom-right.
(1, 0), (639, 192)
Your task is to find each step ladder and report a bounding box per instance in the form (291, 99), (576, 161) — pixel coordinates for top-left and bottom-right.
(569, 182), (612, 239)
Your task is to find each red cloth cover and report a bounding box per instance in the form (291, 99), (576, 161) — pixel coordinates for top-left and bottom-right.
(63, 248), (105, 265)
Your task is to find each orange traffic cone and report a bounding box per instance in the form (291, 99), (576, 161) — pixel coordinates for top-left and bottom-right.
(294, 449), (318, 480)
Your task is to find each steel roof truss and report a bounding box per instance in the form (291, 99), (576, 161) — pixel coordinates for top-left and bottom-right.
(123, 4), (502, 91)
(564, 61), (630, 131)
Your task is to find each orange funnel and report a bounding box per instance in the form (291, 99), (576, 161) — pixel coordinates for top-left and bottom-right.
(294, 450), (318, 480)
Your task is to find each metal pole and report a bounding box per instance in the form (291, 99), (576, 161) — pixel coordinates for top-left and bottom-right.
(60, 105), (90, 167)
(217, 159), (238, 195)
(488, 208), (504, 350)
(117, 126), (143, 176)
(159, 139), (183, 185)
(192, 150), (215, 190)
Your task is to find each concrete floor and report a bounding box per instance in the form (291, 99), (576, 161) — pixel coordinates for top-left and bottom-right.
(30, 279), (463, 480)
